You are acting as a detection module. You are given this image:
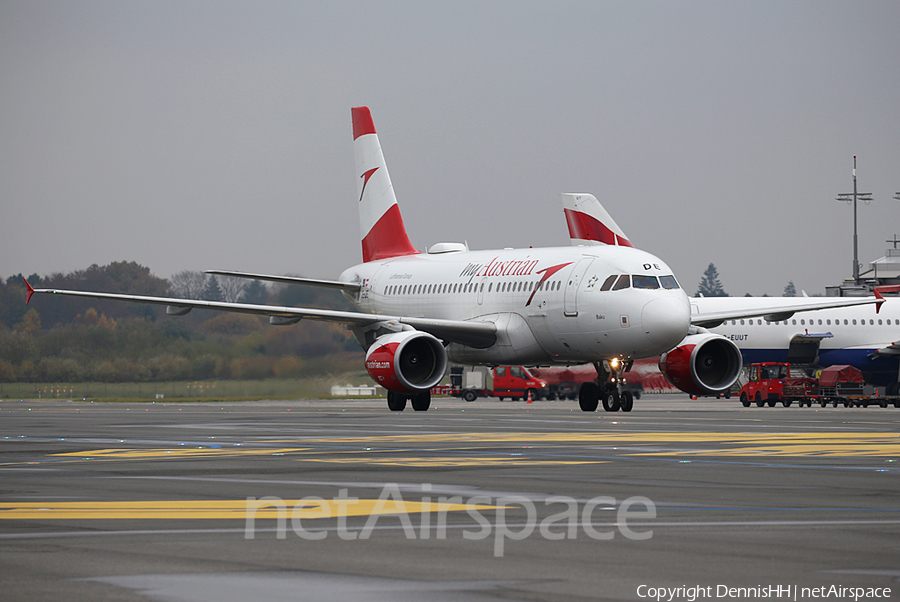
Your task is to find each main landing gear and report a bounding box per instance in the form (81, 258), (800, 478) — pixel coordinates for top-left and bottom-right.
(387, 391), (431, 412)
(578, 359), (634, 413)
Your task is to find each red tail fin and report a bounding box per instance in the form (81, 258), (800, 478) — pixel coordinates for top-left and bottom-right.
(352, 107), (418, 263)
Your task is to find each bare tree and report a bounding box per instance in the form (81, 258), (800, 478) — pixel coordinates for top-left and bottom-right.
(217, 276), (247, 303)
(168, 270), (207, 299)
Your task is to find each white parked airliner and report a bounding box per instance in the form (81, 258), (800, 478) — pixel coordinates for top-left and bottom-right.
(25, 107), (883, 411)
(563, 192), (897, 394)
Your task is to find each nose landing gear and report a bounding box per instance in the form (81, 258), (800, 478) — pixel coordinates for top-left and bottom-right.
(578, 359), (634, 412)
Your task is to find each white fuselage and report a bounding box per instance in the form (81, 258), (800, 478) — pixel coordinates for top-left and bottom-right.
(694, 297), (900, 385)
(340, 245), (692, 366)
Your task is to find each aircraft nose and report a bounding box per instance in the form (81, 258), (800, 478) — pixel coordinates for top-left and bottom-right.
(641, 295), (690, 349)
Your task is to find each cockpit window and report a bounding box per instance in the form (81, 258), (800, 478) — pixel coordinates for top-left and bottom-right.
(599, 275), (618, 291)
(632, 275), (660, 289)
(612, 275), (631, 290)
(659, 275), (680, 290)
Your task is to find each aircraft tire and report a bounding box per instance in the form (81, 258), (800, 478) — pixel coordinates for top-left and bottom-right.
(387, 392), (407, 411)
(578, 382), (599, 412)
(602, 390), (620, 412)
(411, 393), (431, 411)
(620, 390), (634, 412)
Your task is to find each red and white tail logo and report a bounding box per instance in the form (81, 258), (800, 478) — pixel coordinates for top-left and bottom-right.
(352, 107), (418, 263)
(561, 193), (633, 247)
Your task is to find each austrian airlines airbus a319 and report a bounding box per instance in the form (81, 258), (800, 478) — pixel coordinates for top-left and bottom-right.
(25, 107), (883, 412)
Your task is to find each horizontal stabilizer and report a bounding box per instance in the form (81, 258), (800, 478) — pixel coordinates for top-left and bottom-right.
(870, 342), (900, 357)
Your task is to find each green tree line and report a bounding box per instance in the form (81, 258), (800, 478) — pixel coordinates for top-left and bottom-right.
(0, 262), (362, 384)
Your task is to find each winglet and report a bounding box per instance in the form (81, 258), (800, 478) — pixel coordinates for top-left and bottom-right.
(875, 288), (885, 314)
(24, 278), (35, 305)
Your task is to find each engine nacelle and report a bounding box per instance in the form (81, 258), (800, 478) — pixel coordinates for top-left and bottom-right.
(365, 330), (448, 394)
(659, 333), (743, 396)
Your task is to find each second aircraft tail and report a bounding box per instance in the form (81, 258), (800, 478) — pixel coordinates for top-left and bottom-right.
(561, 193), (634, 247)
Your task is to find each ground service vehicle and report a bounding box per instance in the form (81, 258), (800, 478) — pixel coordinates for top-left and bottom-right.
(739, 362), (792, 407)
(784, 365), (872, 408)
(739, 362), (895, 408)
(449, 366), (549, 402)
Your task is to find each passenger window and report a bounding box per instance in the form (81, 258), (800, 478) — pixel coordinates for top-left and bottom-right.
(659, 275), (680, 289)
(632, 275), (660, 289)
(600, 275), (618, 291)
(612, 275), (631, 290)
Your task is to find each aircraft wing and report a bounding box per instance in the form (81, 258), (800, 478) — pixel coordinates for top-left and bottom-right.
(203, 270), (361, 293)
(691, 293), (884, 328)
(24, 281), (496, 349)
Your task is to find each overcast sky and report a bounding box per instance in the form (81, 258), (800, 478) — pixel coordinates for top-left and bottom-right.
(3, 1), (899, 297)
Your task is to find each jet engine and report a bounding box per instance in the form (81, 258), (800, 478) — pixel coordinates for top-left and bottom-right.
(659, 333), (743, 396)
(365, 330), (448, 394)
